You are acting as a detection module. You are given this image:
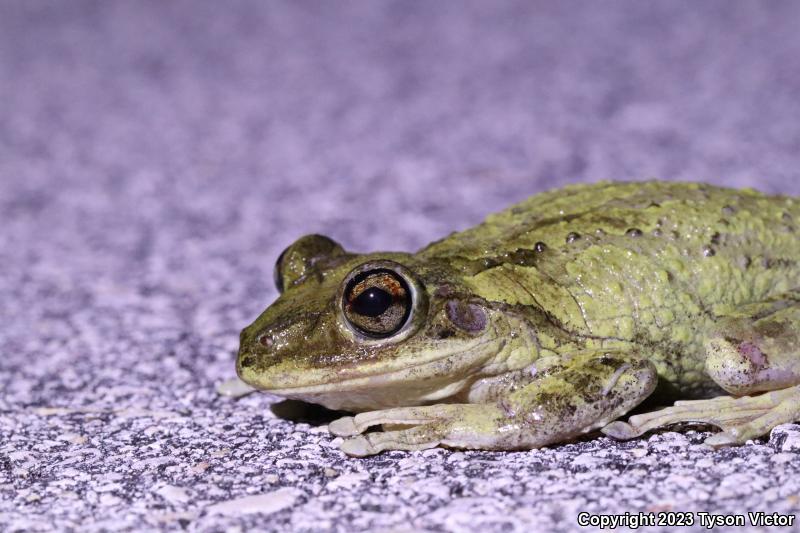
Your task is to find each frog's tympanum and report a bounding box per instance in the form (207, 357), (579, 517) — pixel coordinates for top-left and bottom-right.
(234, 182), (800, 456)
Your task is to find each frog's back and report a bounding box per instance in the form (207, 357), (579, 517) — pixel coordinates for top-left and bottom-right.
(419, 181), (800, 395)
(421, 182), (799, 263)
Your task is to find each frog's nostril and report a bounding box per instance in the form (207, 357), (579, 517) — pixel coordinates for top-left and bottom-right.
(259, 334), (274, 348)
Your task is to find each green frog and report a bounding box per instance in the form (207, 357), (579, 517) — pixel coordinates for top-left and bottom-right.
(230, 181), (800, 456)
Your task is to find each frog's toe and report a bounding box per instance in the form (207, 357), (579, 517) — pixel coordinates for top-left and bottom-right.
(600, 421), (643, 440)
(339, 436), (372, 457)
(703, 431), (740, 447)
(216, 377), (257, 398)
(329, 416), (359, 437)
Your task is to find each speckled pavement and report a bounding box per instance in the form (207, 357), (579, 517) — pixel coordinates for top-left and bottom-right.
(3, 2), (800, 532)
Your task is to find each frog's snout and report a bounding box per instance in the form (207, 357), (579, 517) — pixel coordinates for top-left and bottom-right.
(236, 326), (282, 386)
(236, 312), (325, 383)
(252, 313), (321, 350)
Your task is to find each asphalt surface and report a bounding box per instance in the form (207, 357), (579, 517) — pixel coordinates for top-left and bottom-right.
(2, 1), (800, 531)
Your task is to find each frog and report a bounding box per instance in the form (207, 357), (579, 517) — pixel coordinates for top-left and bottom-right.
(229, 181), (800, 456)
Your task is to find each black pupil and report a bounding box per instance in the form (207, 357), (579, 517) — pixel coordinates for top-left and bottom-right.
(352, 287), (393, 317)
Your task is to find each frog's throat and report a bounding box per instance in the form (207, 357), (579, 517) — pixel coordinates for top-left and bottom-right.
(261, 336), (506, 397)
(264, 337), (510, 411)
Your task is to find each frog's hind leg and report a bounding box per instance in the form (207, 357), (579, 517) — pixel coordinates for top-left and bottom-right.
(602, 386), (800, 446)
(604, 298), (800, 446)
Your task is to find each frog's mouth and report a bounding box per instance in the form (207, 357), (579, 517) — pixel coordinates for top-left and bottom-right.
(242, 336), (505, 411)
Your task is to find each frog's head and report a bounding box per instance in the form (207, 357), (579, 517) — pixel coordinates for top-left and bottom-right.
(236, 234), (510, 411)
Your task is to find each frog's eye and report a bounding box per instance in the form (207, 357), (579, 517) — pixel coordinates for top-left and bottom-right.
(274, 234), (345, 293)
(273, 248), (288, 293)
(342, 268), (413, 338)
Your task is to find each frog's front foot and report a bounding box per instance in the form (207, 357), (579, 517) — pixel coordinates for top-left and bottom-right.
(330, 350), (657, 456)
(330, 404), (510, 456)
(216, 377), (257, 398)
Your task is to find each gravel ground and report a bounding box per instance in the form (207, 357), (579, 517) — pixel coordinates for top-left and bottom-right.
(3, 1), (800, 532)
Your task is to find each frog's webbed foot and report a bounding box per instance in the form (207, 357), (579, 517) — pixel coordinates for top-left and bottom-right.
(216, 377), (257, 398)
(330, 350), (657, 456)
(602, 385), (800, 446)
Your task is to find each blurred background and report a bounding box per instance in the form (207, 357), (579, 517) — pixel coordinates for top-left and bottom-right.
(3, 1), (800, 530)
